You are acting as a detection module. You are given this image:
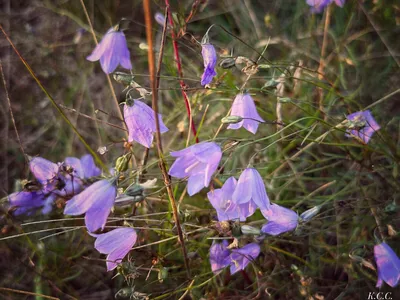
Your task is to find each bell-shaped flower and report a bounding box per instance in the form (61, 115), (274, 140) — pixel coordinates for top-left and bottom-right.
(86, 26), (132, 74)
(64, 179), (117, 232)
(8, 191), (46, 215)
(207, 177), (256, 221)
(169, 142), (222, 196)
(201, 44), (217, 86)
(65, 154), (101, 180)
(345, 110), (380, 144)
(91, 227), (137, 271)
(209, 240), (231, 274)
(227, 94), (265, 134)
(232, 168), (270, 210)
(261, 204), (298, 235)
(374, 242), (400, 288)
(124, 99), (168, 148)
(306, 0), (344, 13)
(229, 243), (261, 275)
(29, 157), (60, 187)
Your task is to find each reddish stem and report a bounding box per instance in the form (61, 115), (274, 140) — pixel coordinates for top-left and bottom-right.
(165, 0), (199, 143)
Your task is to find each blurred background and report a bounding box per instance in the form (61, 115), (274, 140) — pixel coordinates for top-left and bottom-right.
(1, 0), (400, 299)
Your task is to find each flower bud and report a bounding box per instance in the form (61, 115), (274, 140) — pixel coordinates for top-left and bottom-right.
(219, 58), (236, 69)
(300, 205), (321, 222)
(277, 97), (292, 103)
(115, 154), (131, 173)
(241, 225), (261, 235)
(221, 115), (243, 124)
(113, 72), (134, 85)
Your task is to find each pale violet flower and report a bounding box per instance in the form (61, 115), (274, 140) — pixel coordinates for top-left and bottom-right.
(201, 44), (217, 86)
(87, 27), (132, 74)
(232, 168), (270, 210)
(346, 110), (380, 144)
(207, 177), (256, 221)
(227, 94), (265, 134)
(261, 204), (298, 235)
(90, 227), (137, 271)
(374, 242), (400, 288)
(124, 99), (168, 148)
(209, 240), (230, 274)
(169, 142), (222, 196)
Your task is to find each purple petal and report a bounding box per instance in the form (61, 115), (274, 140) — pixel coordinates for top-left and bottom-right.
(209, 240), (230, 273)
(229, 243), (260, 275)
(249, 168), (270, 210)
(201, 44), (217, 86)
(29, 157), (59, 184)
(8, 191), (46, 215)
(374, 242), (400, 288)
(80, 154), (101, 178)
(261, 204), (298, 235)
(187, 174), (206, 196)
(65, 157), (85, 178)
(346, 110), (380, 144)
(64, 179), (115, 216)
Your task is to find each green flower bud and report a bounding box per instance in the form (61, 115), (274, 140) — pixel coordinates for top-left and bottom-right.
(115, 154), (131, 173)
(221, 115), (243, 124)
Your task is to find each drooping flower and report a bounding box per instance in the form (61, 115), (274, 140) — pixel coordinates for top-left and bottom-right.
(201, 43), (217, 86)
(207, 177), (257, 221)
(169, 142), (222, 195)
(261, 204), (298, 236)
(64, 179), (117, 232)
(124, 99), (168, 148)
(345, 110), (380, 144)
(8, 191), (47, 215)
(374, 242), (400, 288)
(209, 240), (231, 273)
(86, 26), (132, 74)
(227, 94), (265, 134)
(232, 168), (270, 210)
(229, 243), (261, 275)
(306, 0), (345, 13)
(91, 227), (137, 271)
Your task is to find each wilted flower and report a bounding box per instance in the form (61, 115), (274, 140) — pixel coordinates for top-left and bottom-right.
(229, 243), (261, 274)
(346, 110), (380, 144)
(87, 26), (132, 74)
(124, 99), (168, 148)
(232, 168), (270, 210)
(374, 242), (400, 288)
(201, 44), (217, 86)
(227, 94), (265, 134)
(91, 227), (137, 271)
(261, 204), (298, 235)
(8, 191), (53, 215)
(169, 142), (222, 195)
(300, 205), (321, 222)
(307, 0), (345, 13)
(207, 177), (256, 221)
(209, 240), (231, 273)
(64, 179), (117, 232)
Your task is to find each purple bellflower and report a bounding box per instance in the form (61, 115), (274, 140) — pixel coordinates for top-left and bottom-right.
(227, 93), (265, 134)
(8, 191), (48, 215)
(209, 240), (231, 273)
(207, 177), (256, 221)
(374, 242), (400, 288)
(65, 154), (101, 179)
(229, 243), (261, 275)
(169, 142), (222, 196)
(30, 157), (60, 188)
(124, 99), (168, 148)
(87, 26), (132, 74)
(91, 227), (137, 271)
(346, 110), (380, 144)
(201, 43), (217, 86)
(232, 168), (270, 210)
(307, 0), (344, 13)
(64, 179), (117, 232)
(261, 204), (298, 235)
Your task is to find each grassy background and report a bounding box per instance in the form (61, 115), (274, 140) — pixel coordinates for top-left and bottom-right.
(1, 0), (400, 299)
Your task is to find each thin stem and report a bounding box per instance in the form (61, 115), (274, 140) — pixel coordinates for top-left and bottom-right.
(0, 25), (107, 171)
(0, 59), (27, 162)
(165, 0), (199, 143)
(78, 0), (127, 134)
(143, 0), (191, 278)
